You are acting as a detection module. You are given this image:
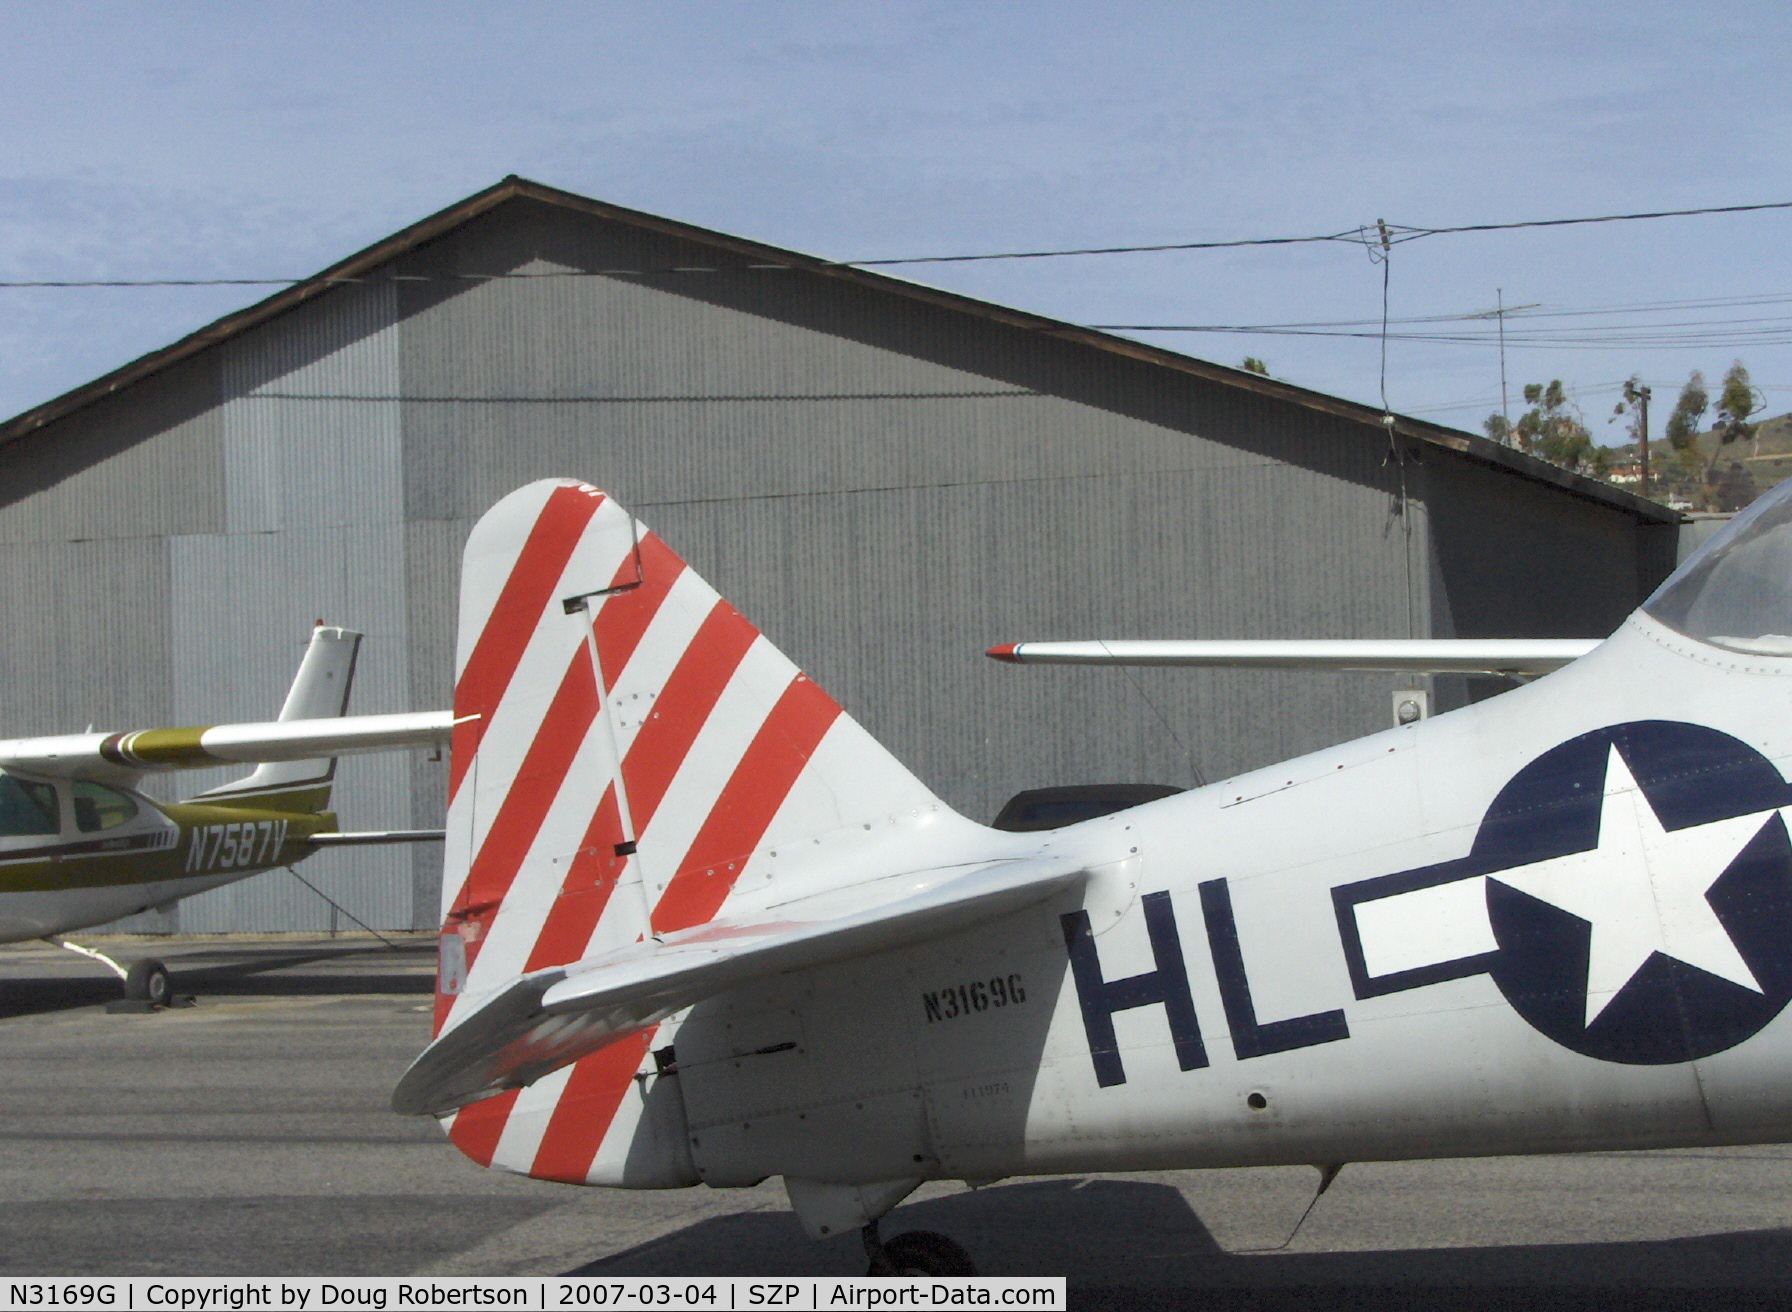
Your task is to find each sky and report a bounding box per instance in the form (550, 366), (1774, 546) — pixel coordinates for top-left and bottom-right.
(3, 1), (1789, 443)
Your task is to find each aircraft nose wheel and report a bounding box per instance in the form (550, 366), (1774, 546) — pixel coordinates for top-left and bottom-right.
(123, 958), (172, 1007)
(863, 1225), (977, 1277)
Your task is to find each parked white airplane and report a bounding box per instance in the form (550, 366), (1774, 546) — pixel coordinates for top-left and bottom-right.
(395, 476), (1792, 1275)
(0, 625), (454, 1002)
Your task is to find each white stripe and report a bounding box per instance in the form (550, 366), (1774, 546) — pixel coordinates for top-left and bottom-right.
(486, 1063), (576, 1175)
(598, 567), (721, 756)
(578, 1053), (660, 1184)
(450, 498), (637, 902)
(451, 481), (587, 680)
(466, 566), (728, 992)
(724, 714), (951, 909)
(595, 637), (799, 943)
(444, 718), (628, 1028)
(1353, 875), (1495, 979)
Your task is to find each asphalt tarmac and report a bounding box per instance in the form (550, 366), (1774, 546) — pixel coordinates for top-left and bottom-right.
(5, 934), (1792, 1310)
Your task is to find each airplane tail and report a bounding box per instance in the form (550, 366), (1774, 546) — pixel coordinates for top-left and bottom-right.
(190, 625), (361, 814)
(429, 479), (995, 1181)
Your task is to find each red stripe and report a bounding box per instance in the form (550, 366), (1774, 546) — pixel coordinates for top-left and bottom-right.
(482, 667), (838, 1178)
(651, 676), (842, 934)
(449, 486), (604, 801)
(527, 1029), (656, 1184)
(522, 786), (625, 972)
(518, 601), (755, 973)
(624, 603), (759, 834)
(457, 649), (600, 911)
(447, 1088), (521, 1168)
(451, 533), (683, 972)
(592, 534), (686, 690)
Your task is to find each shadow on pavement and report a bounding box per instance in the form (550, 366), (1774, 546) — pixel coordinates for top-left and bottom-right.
(0, 1195), (556, 1278)
(0, 938), (434, 1018)
(574, 1177), (1792, 1310)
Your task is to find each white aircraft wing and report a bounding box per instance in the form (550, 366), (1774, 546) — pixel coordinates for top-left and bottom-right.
(0, 710), (460, 781)
(987, 639), (1600, 676)
(393, 853), (1086, 1117)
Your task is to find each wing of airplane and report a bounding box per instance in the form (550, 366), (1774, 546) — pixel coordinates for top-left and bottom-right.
(0, 709), (459, 782)
(986, 638), (1599, 676)
(394, 853), (1085, 1116)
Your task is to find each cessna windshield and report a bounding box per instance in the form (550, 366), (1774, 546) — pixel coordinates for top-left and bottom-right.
(1645, 478), (1792, 656)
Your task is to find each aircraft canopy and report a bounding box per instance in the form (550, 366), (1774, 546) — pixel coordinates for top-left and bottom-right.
(1647, 478), (1792, 655)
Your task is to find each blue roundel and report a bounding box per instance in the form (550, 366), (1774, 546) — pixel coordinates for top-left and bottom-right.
(1481, 721), (1792, 1065)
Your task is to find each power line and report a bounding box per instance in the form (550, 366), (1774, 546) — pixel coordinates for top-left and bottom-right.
(1098, 292), (1792, 333)
(1, 200), (1787, 289)
(845, 201), (1792, 266)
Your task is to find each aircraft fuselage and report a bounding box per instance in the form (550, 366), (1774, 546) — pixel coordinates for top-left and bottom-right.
(0, 777), (333, 941)
(636, 611), (1792, 1189)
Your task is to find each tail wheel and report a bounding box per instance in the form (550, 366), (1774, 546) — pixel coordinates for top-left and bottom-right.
(877, 1231), (977, 1277)
(124, 959), (172, 1007)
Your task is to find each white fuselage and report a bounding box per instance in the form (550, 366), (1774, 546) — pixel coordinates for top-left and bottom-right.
(640, 611), (1792, 1188)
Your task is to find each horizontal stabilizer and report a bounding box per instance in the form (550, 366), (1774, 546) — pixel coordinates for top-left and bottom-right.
(393, 853), (1085, 1117)
(0, 710), (461, 782)
(987, 638), (1600, 676)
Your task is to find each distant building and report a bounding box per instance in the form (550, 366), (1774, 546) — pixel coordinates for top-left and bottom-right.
(0, 178), (1682, 932)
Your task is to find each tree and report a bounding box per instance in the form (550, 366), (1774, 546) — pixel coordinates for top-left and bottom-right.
(1664, 370), (1708, 449)
(1485, 379), (1595, 472)
(1714, 360), (1763, 460)
(1661, 363), (1763, 508)
(1240, 356), (1269, 376)
(1663, 370), (1710, 499)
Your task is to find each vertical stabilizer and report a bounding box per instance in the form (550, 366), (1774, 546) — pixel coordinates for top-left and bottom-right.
(435, 478), (966, 1184)
(195, 625), (360, 811)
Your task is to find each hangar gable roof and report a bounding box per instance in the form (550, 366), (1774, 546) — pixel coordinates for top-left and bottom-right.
(0, 175), (1677, 525)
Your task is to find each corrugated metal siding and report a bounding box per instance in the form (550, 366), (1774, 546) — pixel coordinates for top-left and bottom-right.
(394, 205), (1420, 823)
(1421, 451), (1664, 714)
(0, 537), (174, 736)
(402, 517), (464, 927)
(166, 524), (412, 931)
(0, 356), (224, 546)
(153, 280), (414, 931)
(646, 457), (1410, 821)
(1424, 452), (1658, 639)
(0, 535), (179, 936)
(222, 279), (402, 533)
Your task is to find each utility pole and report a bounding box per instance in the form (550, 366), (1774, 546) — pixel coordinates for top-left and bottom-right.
(1498, 288), (1509, 424)
(1637, 383), (1651, 500)
(1468, 294), (1538, 438)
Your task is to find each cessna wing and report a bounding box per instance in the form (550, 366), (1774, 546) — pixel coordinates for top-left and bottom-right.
(0, 709), (459, 783)
(395, 854), (1085, 1116)
(986, 638), (1599, 676)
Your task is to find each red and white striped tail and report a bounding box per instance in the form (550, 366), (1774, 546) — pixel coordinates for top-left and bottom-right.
(433, 478), (952, 1184)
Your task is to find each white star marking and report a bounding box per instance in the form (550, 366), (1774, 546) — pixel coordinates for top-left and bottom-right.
(1489, 744), (1778, 1028)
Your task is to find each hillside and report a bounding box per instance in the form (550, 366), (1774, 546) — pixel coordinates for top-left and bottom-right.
(1610, 412), (1792, 510)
